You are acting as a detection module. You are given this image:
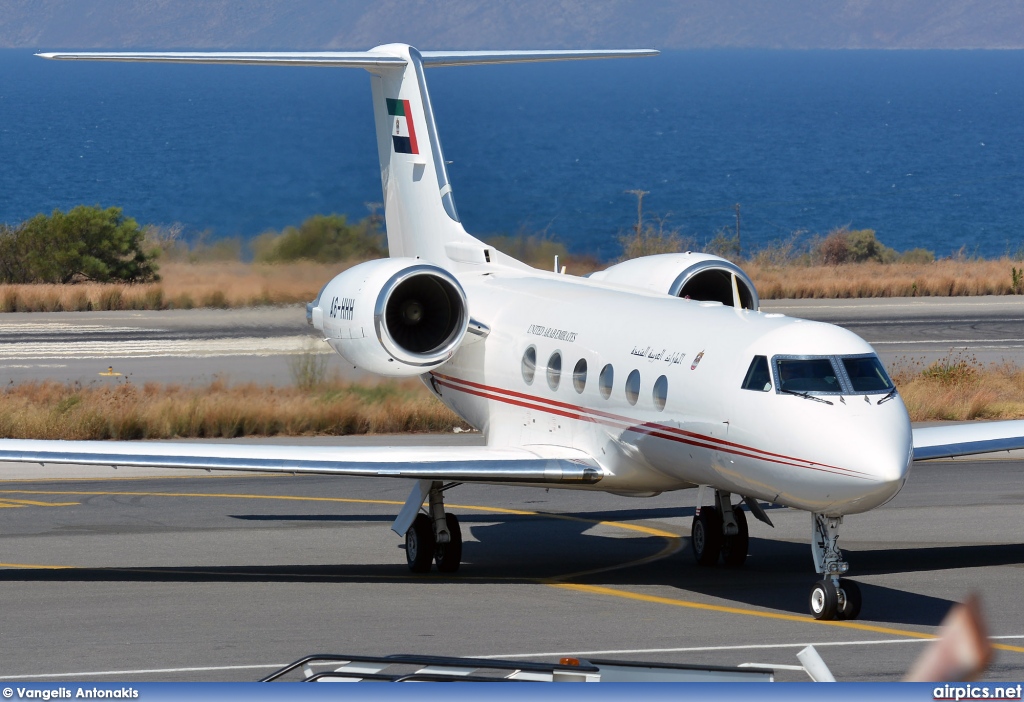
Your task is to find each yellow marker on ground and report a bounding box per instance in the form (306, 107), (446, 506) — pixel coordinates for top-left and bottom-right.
(98, 365), (122, 376)
(0, 498), (79, 508)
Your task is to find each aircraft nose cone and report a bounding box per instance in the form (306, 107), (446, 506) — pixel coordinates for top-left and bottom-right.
(848, 418), (913, 511)
(871, 438), (913, 484)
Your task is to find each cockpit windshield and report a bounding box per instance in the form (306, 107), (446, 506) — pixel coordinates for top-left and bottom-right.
(776, 358), (842, 394)
(769, 354), (894, 396)
(841, 355), (894, 393)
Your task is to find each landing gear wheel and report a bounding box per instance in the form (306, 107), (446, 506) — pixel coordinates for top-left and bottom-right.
(435, 513), (463, 573)
(692, 507), (723, 566)
(809, 579), (839, 620)
(721, 507), (749, 567)
(406, 513), (435, 573)
(837, 579), (862, 620)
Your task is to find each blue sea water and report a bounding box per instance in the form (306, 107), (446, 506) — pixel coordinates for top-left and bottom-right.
(1, 49), (1022, 261)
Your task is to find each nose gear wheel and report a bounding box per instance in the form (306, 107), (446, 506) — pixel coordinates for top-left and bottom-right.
(810, 579), (838, 620)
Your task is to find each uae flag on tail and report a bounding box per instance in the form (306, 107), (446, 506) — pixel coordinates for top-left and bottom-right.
(387, 98), (419, 155)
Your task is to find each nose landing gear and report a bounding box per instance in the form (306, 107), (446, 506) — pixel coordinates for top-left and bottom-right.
(809, 513), (861, 620)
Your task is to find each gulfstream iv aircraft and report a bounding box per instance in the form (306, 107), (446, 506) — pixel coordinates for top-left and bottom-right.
(5, 44), (1024, 620)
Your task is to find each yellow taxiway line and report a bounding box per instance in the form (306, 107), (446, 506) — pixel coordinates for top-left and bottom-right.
(0, 498), (79, 508)
(1, 486), (1019, 654)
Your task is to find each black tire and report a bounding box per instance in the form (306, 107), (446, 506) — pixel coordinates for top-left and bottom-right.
(809, 579), (839, 620)
(721, 506), (749, 567)
(837, 579), (862, 620)
(406, 513), (435, 573)
(691, 507), (723, 566)
(435, 513), (463, 573)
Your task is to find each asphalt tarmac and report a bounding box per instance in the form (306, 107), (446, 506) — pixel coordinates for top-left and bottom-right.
(0, 434), (1022, 683)
(0, 307), (366, 386)
(3, 296), (1024, 388)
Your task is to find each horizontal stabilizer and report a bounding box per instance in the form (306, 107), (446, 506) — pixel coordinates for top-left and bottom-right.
(36, 49), (657, 69)
(36, 51), (407, 67)
(420, 49), (658, 66)
(0, 439), (602, 484)
(912, 420), (1024, 460)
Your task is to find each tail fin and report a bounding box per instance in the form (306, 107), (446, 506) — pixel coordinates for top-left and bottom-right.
(39, 46), (657, 266)
(366, 44), (468, 263)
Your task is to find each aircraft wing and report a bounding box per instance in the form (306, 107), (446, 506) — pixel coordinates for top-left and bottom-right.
(912, 420), (1024, 460)
(0, 439), (601, 484)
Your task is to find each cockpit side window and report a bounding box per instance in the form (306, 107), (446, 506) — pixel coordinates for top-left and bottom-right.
(775, 357), (842, 394)
(841, 355), (894, 393)
(741, 355), (772, 392)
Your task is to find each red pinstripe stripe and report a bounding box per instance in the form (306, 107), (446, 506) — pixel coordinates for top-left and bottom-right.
(432, 373), (871, 480)
(434, 371), (862, 474)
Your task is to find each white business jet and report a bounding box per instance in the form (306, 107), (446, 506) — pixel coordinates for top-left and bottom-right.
(4, 44), (1023, 621)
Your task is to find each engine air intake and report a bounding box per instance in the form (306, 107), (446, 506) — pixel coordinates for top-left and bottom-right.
(674, 266), (756, 309)
(384, 274), (463, 354)
(375, 265), (468, 366)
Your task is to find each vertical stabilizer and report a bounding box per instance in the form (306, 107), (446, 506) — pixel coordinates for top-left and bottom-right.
(366, 44), (476, 263)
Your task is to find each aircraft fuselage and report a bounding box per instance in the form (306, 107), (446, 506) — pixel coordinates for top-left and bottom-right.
(429, 269), (913, 516)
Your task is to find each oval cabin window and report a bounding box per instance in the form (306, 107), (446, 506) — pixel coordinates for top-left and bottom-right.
(547, 351), (562, 391)
(653, 375), (668, 411)
(625, 369), (641, 406)
(573, 359), (588, 393)
(521, 346), (536, 385)
(599, 364), (614, 399)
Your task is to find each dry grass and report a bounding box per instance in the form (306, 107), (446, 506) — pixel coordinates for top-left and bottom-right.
(747, 259), (1024, 299)
(0, 378), (463, 440)
(893, 352), (1024, 421)
(2, 257), (1024, 312)
(3, 353), (1024, 439)
(0, 261), (347, 312)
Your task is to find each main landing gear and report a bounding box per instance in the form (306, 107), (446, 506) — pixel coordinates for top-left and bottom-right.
(808, 513), (861, 621)
(405, 481), (463, 573)
(691, 488), (751, 567)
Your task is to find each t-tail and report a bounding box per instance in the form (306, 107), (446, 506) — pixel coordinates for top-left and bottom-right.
(38, 45), (657, 267)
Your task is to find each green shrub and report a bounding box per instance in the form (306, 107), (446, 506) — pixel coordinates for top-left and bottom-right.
(814, 227), (897, 265)
(0, 206), (159, 284)
(702, 229), (741, 260)
(253, 214), (385, 263)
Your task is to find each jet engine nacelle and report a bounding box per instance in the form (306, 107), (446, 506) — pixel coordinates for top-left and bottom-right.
(589, 252), (759, 310)
(308, 258), (469, 377)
